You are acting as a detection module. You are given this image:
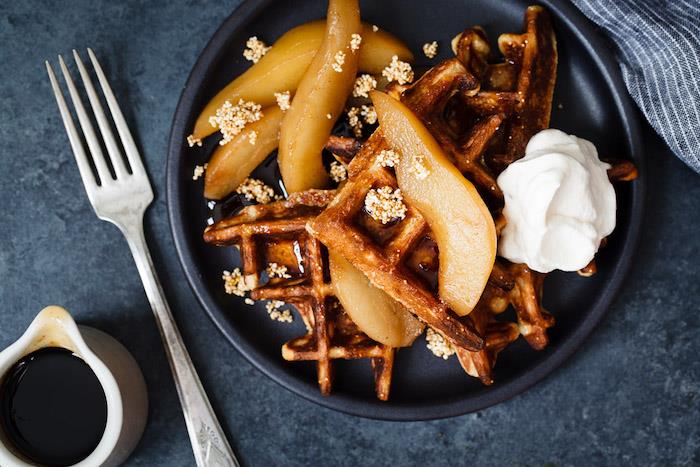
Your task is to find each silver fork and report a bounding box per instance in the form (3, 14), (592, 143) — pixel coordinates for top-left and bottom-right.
(46, 49), (239, 467)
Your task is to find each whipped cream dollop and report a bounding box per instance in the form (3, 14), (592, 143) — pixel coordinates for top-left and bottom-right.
(497, 129), (616, 273)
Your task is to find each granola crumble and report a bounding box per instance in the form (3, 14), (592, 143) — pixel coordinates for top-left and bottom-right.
(244, 298), (255, 305)
(192, 163), (207, 181)
(267, 262), (291, 279)
(274, 91), (291, 111)
(266, 300), (293, 323)
(382, 55), (414, 85)
(409, 154), (430, 179)
(330, 161), (348, 182)
(360, 104), (377, 125)
(222, 268), (251, 297)
(422, 41), (439, 59)
(243, 36), (270, 63)
(209, 99), (263, 146)
(372, 24), (379, 32)
(364, 186), (407, 224)
(426, 328), (455, 359)
(376, 149), (400, 168)
(332, 50), (346, 73)
(352, 74), (377, 98)
(236, 178), (275, 204)
(347, 107), (363, 137)
(248, 130), (257, 145)
(350, 33), (362, 52)
(187, 134), (202, 147)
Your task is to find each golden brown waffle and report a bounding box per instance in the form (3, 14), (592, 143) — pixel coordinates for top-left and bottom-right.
(309, 130), (485, 351)
(453, 5), (558, 175)
(204, 190), (395, 400)
(400, 57), (504, 202)
(448, 154), (639, 380)
(449, 257), (553, 384)
(308, 6), (558, 378)
(309, 146), (555, 377)
(455, 283), (520, 385)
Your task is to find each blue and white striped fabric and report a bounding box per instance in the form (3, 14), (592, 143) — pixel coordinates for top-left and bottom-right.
(572, 0), (700, 173)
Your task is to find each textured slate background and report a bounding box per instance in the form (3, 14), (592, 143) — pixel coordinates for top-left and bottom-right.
(1, 1), (698, 466)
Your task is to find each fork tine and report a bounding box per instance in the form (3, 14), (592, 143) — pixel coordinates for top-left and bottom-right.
(46, 61), (100, 202)
(58, 54), (114, 185)
(72, 49), (130, 179)
(87, 48), (146, 176)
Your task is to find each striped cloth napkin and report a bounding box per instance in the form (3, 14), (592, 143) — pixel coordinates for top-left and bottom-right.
(572, 0), (700, 173)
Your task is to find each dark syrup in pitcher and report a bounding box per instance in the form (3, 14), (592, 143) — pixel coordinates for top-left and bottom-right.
(0, 347), (108, 466)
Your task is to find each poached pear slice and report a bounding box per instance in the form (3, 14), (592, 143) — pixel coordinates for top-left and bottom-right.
(190, 21), (414, 142)
(278, 0), (361, 193)
(204, 105), (284, 200)
(371, 90), (496, 316)
(329, 250), (424, 347)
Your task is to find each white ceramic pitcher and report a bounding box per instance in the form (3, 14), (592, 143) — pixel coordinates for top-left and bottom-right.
(0, 306), (148, 467)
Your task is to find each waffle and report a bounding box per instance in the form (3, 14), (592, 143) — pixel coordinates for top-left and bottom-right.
(202, 5), (638, 391)
(310, 131), (486, 351)
(455, 282), (520, 385)
(440, 153), (639, 381)
(204, 190), (395, 400)
(308, 7), (557, 350)
(453, 5), (558, 175)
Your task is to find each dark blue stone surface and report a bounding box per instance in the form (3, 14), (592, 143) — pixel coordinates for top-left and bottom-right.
(0, 1), (698, 466)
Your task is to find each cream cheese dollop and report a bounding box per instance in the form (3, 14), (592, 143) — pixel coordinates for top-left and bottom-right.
(497, 129), (616, 273)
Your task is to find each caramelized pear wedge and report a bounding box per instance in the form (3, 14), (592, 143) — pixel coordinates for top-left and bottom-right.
(371, 90), (496, 316)
(330, 250), (424, 347)
(190, 21), (413, 142)
(278, 0), (361, 193)
(203, 106), (284, 200)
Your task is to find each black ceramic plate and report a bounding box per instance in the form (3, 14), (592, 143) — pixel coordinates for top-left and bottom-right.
(167, 0), (645, 420)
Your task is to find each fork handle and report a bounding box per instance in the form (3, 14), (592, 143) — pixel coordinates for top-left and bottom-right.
(122, 222), (239, 467)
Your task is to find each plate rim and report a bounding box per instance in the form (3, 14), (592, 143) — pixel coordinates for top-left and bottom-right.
(166, 0), (646, 421)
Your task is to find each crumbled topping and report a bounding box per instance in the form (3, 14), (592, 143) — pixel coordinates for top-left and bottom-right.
(364, 187), (407, 224)
(236, 178), (275, 204)
(267, 262), (291, 279)
(274, 91), (291, 111)
(326, 113), (333, 120)
(350, 33), (362, 52)
(372, 25), (379, 32)
(207, 200), (216, 210)
(243, 36), (270, 63)
(332, 51), (346, 73)
(266, 300), (293, 323)
(409, 154), (430, 179)
(222, 268), (251, 297)
(360, 104), (377, 125)
(422, 41), (439, 59)
(382, 55), (414, 85)
(330, 161), (348, 182)
(248, 130), (257, 145)
(244, 298), (255, 305)
(187, 134), (202, 147)
(346, 107), (363, 137)
(426, 328), (455, 359)
(192, 163), (207, 181)
(206, 217), (214, 226)
(352, 74), (377, 98)
(376, 149), (400, 168)
(209, 99), (263, 145)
